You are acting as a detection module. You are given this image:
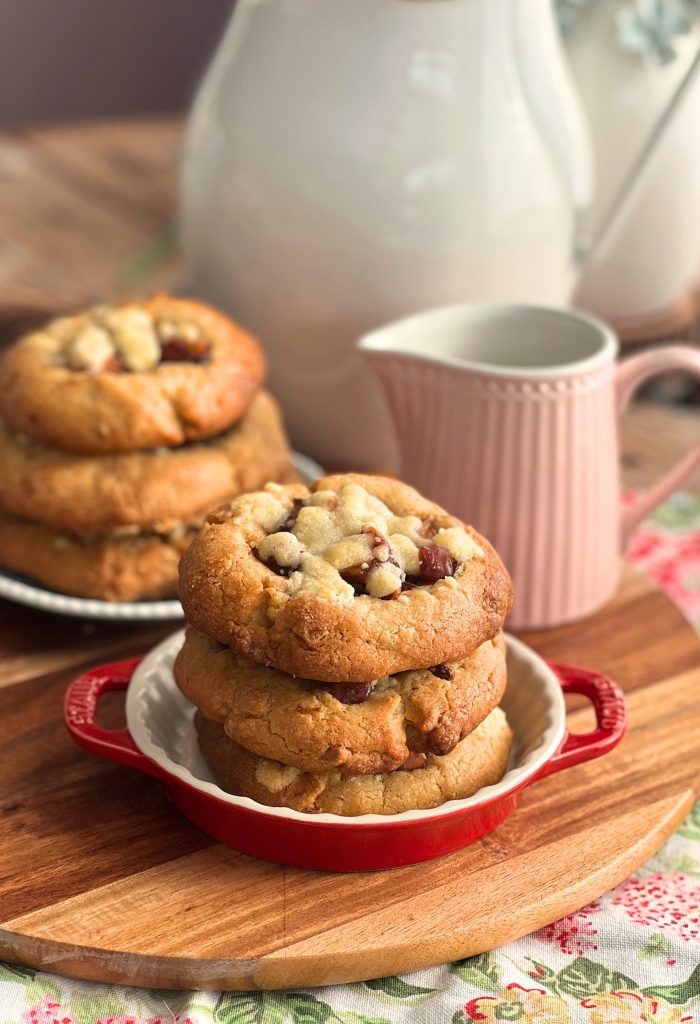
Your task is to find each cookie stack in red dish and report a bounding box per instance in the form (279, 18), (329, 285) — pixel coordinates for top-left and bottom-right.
(175, 473), (514, 816)
(0, 295), (293, 601)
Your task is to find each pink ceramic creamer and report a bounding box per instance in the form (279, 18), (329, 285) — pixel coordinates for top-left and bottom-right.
(360, 304), (700, 629)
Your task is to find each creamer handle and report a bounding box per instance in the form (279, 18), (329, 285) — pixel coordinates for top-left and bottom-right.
(618, 345), (700, 547)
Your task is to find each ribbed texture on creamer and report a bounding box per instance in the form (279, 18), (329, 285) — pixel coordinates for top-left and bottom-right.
(371, 356), (620, 629)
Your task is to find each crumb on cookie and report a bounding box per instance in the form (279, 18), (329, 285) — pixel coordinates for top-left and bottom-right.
(247, 481), (484, 604)
(65, 304), (209, 373)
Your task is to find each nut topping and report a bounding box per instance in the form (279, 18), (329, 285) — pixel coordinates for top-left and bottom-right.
(101, 307), (161, 372)
(255, 552), (296, 578)
(417, 545), (458, 582)
(160, 335), (211, 363)
(339, 562), (369, 593)
(418, 517), (440, 539)
(67, 324), (116, 372)
(365, 562), (404, 599)
(158, 319), (201, 342)
(244, 481), (482, 606)
(63, 306), (211, 373)
(256, 530), (303, 575)
(326, 681), (373, 704)
(400, 751), (427, 771)
(280, 498), (304, 532)
(429, 663), (454, 680)
(362, 526), (405, 599)
(336, 526), (405, 599)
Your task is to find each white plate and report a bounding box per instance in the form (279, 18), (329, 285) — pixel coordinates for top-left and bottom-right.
(0, 451), (324, 621)
(125, 629), (565, 825)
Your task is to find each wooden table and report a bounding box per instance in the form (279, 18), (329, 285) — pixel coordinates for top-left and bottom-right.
(622, 401), (700, 497)
(0, 118), (182, 340)
(0, 117), (698, 987)
(0, 562), (697, 990)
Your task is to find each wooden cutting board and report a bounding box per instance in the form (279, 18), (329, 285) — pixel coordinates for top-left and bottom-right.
(0, 565), (699, 991)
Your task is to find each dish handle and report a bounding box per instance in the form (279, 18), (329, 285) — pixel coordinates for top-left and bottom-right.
(64, 658), (166, 781)
(536, 664), (627, 779)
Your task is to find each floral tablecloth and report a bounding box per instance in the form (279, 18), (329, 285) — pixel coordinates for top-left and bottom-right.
(2, 494), (699, 1024)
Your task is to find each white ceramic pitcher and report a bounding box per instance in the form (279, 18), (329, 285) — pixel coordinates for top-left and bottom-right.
(180, 0), (697, 470)
(565, 2), (700, 327)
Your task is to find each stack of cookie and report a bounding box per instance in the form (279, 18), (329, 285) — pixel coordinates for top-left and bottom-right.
(175, 473), (514, 816)
(0, 295), (293, 601)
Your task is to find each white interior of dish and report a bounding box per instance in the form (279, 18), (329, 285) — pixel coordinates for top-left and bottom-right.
(127, 630), (565, 826)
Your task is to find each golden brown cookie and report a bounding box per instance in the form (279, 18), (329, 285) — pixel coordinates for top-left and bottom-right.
(195, 707), (512, 816)
(179, 474), (513, 682)
(0, 512), (194, 601)
(0, 391), (292, 534)
(176, 629), (506, 774)
(0, 295), (266, 453)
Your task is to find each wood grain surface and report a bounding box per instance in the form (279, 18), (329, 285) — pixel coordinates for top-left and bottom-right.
(0, 116), (698, 991)
(0, 566), (698, 990)
(0, 119), (182, 338)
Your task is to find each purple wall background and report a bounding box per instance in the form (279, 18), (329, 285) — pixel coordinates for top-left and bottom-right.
(0, 0), (235, 127)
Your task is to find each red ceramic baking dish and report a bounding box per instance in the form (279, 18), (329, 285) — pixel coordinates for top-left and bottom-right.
(64, 631), (626, 872)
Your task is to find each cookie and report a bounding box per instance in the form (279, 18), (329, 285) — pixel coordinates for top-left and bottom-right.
(0, 294), (266, 453)
(175, 629), (506, 774)
(0, 512), (195, 601)
(179, 474), (513, 682)
(0, 391), (292, 535)
(195, 707), (512, 816)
